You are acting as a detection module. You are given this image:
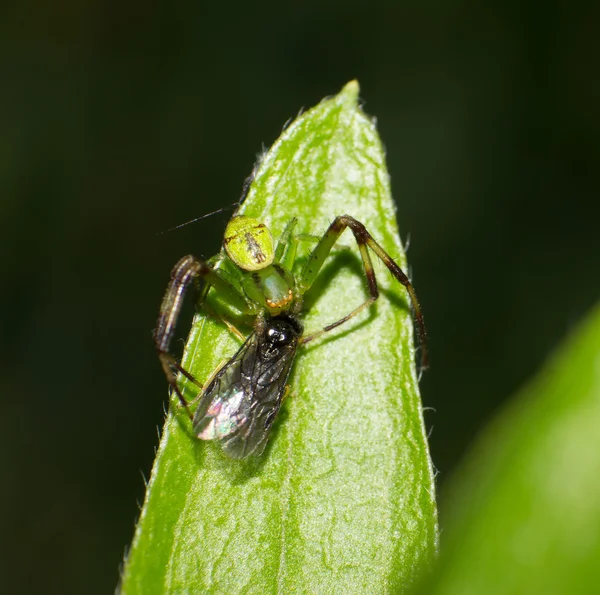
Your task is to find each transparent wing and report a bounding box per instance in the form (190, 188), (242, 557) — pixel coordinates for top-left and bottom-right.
(192, 326), (298, 459)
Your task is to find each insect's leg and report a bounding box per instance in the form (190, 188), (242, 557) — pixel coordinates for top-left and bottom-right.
(298, 215), (427, 368)
(155, 255), (251, 418)
(281, 385), (293, 402)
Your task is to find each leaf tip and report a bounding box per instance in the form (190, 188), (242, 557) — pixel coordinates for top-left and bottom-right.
(340, 79), (360, 103)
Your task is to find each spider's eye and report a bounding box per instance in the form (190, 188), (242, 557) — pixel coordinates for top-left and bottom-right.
(224, 216), (275, 271)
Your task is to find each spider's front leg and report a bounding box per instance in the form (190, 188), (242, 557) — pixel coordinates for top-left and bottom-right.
(298, 215), (428, 369)
(154, 255), (250, 418)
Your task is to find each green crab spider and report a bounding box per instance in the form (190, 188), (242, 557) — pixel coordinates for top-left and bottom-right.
(154, 214), (427, 458)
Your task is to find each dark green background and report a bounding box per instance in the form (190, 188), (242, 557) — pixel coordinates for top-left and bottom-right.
(1, 2), (598, 593)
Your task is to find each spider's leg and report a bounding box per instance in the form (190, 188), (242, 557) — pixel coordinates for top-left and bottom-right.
(154, 255), (251, 419)
(274, 217), (298, 265)
(275, 218), (330, 272)
(199, 301), (246, 342)
(298, 215), (427, 369)
(184, 358), (229, 409)
(299, 238), (378, 344)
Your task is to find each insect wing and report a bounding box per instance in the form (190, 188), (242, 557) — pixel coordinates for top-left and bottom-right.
(192, 335), (255, 445)
(193, 326), (298, 458)
(225, 337), (297, 458)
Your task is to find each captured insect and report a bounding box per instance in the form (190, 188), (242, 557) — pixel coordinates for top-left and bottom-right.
(154, 214), (427, 459)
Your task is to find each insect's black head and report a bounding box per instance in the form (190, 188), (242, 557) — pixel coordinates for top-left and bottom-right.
(261, 314), (303, 358)
(266, 313), (303, 343)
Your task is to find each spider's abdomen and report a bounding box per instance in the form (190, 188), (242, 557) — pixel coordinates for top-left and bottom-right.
(223, 216), (274, 271)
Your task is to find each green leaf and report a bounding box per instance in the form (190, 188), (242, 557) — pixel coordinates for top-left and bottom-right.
(418, 302), (600, 595)
(120, 81), (438, 595)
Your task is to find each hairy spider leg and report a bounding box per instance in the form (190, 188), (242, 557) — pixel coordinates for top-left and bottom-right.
(274, 217), (299, 266)
(275, 218), (323, 274)
(154, 254), (254, 418)
(297, 215), (428, 369)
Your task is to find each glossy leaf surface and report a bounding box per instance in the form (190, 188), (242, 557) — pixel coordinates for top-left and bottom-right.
(121, 82), (438, 595)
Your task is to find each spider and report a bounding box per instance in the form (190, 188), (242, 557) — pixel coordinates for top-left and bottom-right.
(154, 214), (426, 458)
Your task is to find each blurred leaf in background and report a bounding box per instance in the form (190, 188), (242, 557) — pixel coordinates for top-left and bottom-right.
(416, 302), (600, 595)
